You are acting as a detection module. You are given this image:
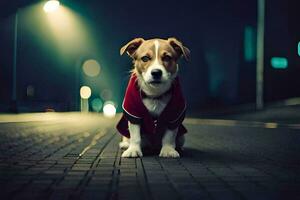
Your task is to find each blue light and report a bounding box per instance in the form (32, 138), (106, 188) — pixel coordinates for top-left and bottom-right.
(271, 57), (288, 69)
(298, 42), (300, 56)
(91, 98), (103, 112)
(244, 26), (256, 62)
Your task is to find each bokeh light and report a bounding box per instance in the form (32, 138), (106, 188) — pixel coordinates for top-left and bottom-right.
(91, 98), (103, 112)
(100, 89), (112, 101)
(82, 59), (101, 77)
(103, 101), (116, 118)
(265, 123), (278, 129)
(80, 86), (91, 99)
(271, 57), (288, 69)
(43, 0), (60, 13)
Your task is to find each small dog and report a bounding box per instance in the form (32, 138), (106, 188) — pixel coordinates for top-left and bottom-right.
(116, 37), (190, 158)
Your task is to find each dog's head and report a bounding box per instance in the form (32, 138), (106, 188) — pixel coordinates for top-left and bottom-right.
(120, 38), (190, 96)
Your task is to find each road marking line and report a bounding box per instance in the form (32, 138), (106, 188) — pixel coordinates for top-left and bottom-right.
(79, 129), (107, 157)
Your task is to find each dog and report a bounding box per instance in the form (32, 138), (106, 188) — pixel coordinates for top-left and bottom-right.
(116, 37), (190, 158)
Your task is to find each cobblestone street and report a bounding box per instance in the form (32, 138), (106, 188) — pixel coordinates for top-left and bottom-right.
(0, 113), (299, 200)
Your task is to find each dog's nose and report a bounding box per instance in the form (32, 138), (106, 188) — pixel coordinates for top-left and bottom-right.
(151, 69), (162, 79)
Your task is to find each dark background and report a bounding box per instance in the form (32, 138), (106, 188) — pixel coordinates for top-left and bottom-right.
(0, 0), (299, 113)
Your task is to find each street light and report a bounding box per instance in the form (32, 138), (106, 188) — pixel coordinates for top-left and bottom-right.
(43, 0), (60, 13)
(256, 0), (266, 109)
(10, 9), (19, 113)
(9, 1), (61, 113)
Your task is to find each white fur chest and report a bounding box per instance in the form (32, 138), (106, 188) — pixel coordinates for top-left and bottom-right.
(142, 94), (171, 118)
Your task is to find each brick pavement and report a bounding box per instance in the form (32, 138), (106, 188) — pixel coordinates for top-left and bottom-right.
(0, 114), (299, 200)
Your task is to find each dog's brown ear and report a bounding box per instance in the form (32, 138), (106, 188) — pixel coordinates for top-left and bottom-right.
(168, 37), (190, 61)
(120, 38), (144, 57)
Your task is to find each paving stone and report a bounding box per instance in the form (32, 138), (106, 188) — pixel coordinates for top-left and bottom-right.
(80, 189), (108, 200)
(209, 190), (242, 200)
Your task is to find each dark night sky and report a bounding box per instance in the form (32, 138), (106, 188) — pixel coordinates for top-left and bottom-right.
(0, 0), (299, 112)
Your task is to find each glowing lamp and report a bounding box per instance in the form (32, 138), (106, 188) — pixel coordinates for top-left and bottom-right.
(43, 0), (60, 13)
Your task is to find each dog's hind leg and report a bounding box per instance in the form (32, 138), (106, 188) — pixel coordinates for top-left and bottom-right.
(119, 136), (130, 149)
(176, 135), (185, 151)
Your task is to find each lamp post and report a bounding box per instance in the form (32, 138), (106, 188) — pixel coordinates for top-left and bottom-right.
(256, 0), (265, 109)
(9, 9), (18, 113)
(9, 1), (60, 113)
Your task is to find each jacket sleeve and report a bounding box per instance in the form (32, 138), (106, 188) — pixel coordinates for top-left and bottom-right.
(122, 75), (142, 124)
(122, 105), (142, 124)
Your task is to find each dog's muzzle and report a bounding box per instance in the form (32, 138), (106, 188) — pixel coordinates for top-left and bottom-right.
(150, 69), (162, 83)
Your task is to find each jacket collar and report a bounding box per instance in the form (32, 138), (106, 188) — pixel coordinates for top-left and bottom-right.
(140, 88), (172, 100)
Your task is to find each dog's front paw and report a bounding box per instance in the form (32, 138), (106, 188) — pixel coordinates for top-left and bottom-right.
(159, 146), (180, 158)
(121, 145), (143, 158)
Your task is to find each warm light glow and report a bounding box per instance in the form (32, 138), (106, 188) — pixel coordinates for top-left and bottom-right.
(82, 59), (101, 77)
(42, 5), (97, 61)
(103, 101), (116, 118)
(43, 0), (60, 13)
(80, 86), (91, 99)
(265, 123), (278, 129)
(91, 98), (103, 112)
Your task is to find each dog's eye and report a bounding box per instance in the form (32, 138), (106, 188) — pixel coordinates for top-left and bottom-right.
(163, 55), (172, 62)
(141, 56), (151, 62)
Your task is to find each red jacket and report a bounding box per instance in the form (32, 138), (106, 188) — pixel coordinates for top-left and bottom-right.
(116, 74), (187, 139)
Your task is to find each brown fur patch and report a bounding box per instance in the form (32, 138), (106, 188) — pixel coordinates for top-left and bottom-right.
(133, 39), (179, 75)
